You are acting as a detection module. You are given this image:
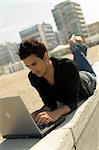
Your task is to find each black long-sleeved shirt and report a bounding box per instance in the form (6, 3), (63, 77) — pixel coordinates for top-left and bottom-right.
(28, 57), (89, 111)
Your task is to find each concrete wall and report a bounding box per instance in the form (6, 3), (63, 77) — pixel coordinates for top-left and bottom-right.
(76, 99), (99, 150)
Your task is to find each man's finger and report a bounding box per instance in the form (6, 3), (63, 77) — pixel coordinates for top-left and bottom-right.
(37, 116), (48, 125)
(35, 111), (47, 121)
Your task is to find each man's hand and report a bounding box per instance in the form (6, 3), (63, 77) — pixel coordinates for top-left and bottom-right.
(35, 111), (60, 125)
(31, 105), (51, 120)
(35, 105), (71, 125)
(32, 105), (71, 125)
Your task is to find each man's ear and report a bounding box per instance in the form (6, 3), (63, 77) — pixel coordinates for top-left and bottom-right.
(43, 52), (49, 62)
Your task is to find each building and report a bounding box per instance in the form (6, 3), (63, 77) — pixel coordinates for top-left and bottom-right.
(19, 23), (59, 50)
(87, 21), (99, 36)
(52, 0), (88, 44)
(0, 42), (24, 75)
(85, 21), (99, 46)
(0, 44), (11, 66)
(0, 42), (19, 66)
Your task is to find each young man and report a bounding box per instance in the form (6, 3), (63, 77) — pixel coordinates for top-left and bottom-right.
(18, 36), (96, 126)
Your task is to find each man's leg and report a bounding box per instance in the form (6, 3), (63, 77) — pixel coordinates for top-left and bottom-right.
(71, 43), (97, 94)
(71, 43), (96, 76)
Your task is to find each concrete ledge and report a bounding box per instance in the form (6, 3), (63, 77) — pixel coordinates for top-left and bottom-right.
(30, 129), (74, 150)
(63, 85), (99, 142)
(75, 97), (99, 150)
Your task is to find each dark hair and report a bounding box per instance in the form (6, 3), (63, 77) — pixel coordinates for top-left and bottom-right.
(18, 39), (47, 60)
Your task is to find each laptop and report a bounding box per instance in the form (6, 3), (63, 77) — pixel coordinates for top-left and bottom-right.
(0, 96), (65, 139)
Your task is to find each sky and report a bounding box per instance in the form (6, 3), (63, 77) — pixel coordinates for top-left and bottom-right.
(0, 0), (99, 43)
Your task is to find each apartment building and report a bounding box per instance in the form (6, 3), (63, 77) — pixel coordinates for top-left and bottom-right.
(52, 0), (88, 44)
(19, 23), (59, 50)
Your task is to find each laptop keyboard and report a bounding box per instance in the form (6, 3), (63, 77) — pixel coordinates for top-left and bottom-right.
(38, 124), (51, 130)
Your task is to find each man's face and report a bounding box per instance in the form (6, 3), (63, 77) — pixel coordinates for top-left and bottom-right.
(23, 53), (48, 77)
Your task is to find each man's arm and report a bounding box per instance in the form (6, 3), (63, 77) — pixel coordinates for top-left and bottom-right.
(52, 104), (71, 119)
(35, 105), (71, 125)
